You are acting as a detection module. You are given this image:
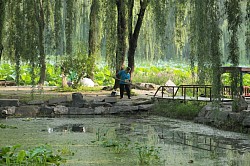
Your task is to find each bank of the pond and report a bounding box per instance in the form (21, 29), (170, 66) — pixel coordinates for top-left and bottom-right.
(1, 86), (250, 134)
(151, 99), (250, 134)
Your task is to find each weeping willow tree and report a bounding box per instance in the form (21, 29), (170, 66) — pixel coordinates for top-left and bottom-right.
(65, 0), (74, 55)
(23, 0), (37, 86)
(193, 1), (211, 84)
(34, 0), (46, 85)
(225, 0), (242, 111)
(87, 0), (100, 80)
(54, 0), (63, 56)
(127, 0), (150, 74)
(174, 0), (187, 60)
(102, 0), (117, 69)
(13, 1), (23, 85)
(246, 1), (250, 62)
(0, 0), (5, 60)
(208, 0), (222, 103)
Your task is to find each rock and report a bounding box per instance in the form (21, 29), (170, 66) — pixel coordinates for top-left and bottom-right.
(104, 97), (117, 103)
(1, 106), (15, 115)
(228, 112), (241, 122)
(242, 116), (250, 127)
(27, 100), (44, 105)
(133, 99), (153, 106)
(15, 106), (40, 117)
(165, 80), (177, 94)
(72, 93), (87, 107)
(68, 107), (94, 115)
(48, 96), (68, 105)
(54, 105), (69, 114)
(138, 104), (154, 111)
(239, 96), (248, 111)
(80, 78), (95, 87)
(94, 106), (108, 114)
(239, 110), (250, 122)
(135, 83), (157, 90)
(0, 99), (19, 107)
(109, 106), (139, 114)
(39, 105), (54, 115)
(91, 101), (112, 108)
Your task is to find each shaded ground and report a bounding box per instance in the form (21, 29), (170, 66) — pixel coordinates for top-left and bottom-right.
(0, 86), (156, 102)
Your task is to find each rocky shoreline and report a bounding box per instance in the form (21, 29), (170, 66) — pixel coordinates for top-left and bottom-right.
(1, 89), (250, 134)
(0, 92), (154, 118)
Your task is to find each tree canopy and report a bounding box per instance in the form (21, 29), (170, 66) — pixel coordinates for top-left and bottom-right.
(0, 0), (249, 98)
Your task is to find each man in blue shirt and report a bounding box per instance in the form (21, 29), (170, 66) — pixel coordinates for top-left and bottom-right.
(116, 67), (131, 99)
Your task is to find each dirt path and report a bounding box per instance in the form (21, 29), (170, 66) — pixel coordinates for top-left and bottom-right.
(0, 86), (156, 101)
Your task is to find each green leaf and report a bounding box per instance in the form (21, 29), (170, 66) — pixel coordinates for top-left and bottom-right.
(17, 150), (26, 163)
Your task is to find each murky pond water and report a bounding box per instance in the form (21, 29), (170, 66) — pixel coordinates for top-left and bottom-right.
(1, 115), (250, 166)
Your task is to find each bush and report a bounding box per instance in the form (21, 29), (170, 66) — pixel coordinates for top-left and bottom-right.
(152, 100), (206, 120)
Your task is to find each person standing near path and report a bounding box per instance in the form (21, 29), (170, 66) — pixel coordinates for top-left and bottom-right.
(116, 67), (131, 99)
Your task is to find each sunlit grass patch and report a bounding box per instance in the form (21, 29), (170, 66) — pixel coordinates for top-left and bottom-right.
(152, 100), (206, 120)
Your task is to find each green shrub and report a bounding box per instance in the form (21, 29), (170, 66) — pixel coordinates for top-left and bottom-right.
(152, 100), (206, 120)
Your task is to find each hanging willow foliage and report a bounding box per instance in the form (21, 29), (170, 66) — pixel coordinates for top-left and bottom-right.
(54, 0), (63, 56)
(208, 0), (222, 103)
(246, 1), (250, 62)
(102, 0), (117, 71)
(174, 0), (187, 59)
(225, 0), (242, 111)
(14, 1), (23, 85)
(0, 0), (5, 59)
(87, 0), (101, 80)
(65, 0), (74, 55)
(189, 0), (210, 84)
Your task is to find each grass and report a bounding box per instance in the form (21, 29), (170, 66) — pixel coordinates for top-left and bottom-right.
(152, 100), (206, 120)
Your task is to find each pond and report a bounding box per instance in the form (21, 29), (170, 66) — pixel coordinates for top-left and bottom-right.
(1, 115), (250, 166)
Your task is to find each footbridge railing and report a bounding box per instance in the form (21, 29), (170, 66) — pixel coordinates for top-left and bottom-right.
(154, 85), (212, 102)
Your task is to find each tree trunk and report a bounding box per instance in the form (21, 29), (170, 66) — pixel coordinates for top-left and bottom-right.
(127, 0), (149, 76)
(65, 0), (73, 55)
(114, 0), (127, 90)
(88, 0), (99, 80)
(35, 0), (46, 85)
(0, 0), (6, 60)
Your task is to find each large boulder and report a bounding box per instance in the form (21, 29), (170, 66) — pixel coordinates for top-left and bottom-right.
(165, 80), (177, 95)
(72, 93), (87, 107)
(80, 78), (95, 87)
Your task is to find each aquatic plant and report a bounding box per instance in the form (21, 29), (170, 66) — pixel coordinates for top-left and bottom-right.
(134, 142), (161, 165)
(0, 144), (65, 165)
(92, 128), (129, 153)
(0, 124), (17, 129)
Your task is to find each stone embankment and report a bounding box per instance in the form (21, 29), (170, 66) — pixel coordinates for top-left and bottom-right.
(2, 87), (250, 133)
(194, 97), (250, 132)
(0, 92), (154, 117)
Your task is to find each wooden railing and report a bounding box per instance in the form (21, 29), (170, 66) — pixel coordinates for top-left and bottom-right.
(153, 84), (250, 102)
(154, 85), (212, 102)
(222, 86), (250, 97)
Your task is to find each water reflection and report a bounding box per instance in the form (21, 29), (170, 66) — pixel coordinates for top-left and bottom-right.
(47, 124), (91, 133)
(2, 116), (250, 165)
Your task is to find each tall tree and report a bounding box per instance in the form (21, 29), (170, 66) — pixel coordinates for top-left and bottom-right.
(54, 0), (63, 56)
(116, 0), (127, 69)
(34, 0), (46, 85)
(65, 0), (73, 55)
(208, 0), (222, 103)
(88, 0), (100, 80)
(113, 0), (127, 89)
(0, 0), (6, 60)
(246, 1), (250, 63)
(225, 0), (242, 111)
(127, 0), (150, 75)
(14, 1), (23, 85)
